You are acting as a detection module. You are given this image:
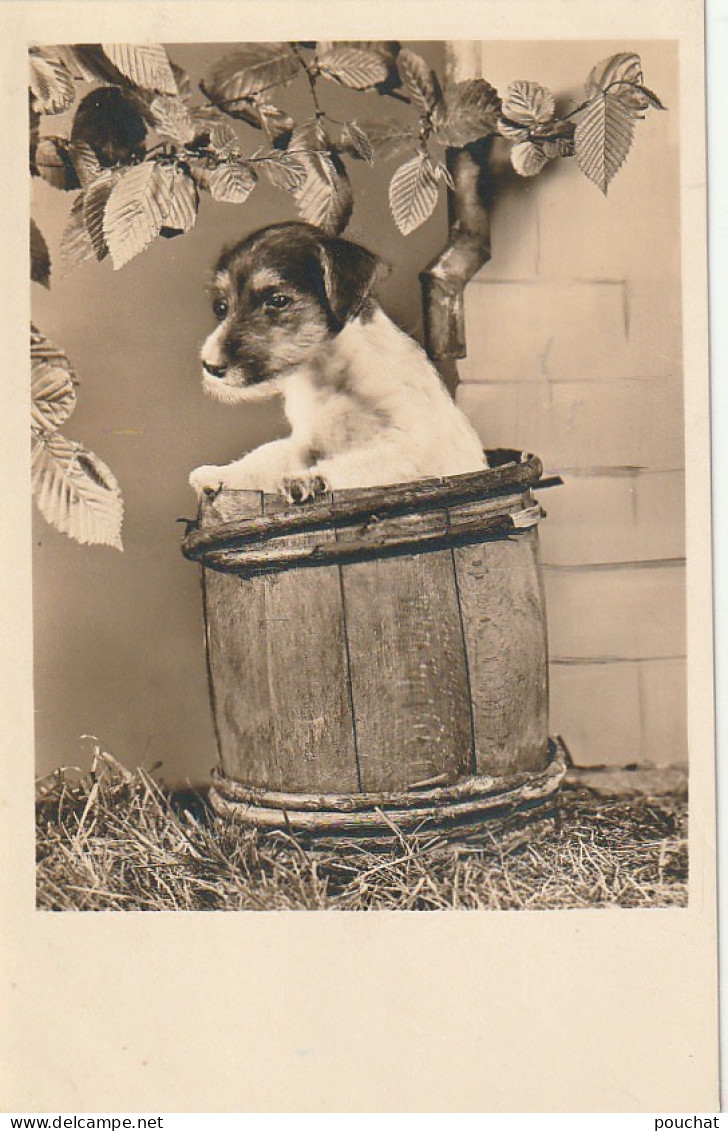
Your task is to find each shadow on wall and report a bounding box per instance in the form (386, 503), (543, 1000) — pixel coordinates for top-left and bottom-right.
(32, 41), (448, 785)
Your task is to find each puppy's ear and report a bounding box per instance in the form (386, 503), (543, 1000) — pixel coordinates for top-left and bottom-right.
(318, 236), (388, 326)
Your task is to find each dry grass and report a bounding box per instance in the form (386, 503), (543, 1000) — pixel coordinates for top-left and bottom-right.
(36, 749), (688, 912)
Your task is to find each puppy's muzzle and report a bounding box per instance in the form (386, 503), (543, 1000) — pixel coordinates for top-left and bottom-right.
(202, 361), (228, 379)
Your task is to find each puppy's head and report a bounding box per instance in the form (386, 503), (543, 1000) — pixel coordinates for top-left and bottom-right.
(200, 222), (384, 404)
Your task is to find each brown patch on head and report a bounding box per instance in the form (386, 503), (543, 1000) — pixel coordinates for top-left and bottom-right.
(199, 223), (386, 400)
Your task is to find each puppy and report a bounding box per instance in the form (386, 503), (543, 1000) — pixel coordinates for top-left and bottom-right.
(189, 222), (487, 502)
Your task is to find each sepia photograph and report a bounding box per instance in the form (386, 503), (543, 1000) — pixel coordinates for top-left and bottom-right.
(30, 37), (688, 912)
(2, 0), (719, 1115)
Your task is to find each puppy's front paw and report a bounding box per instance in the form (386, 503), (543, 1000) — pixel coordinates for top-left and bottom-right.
(189, 465), (225, 498)
(280, 471), (330, 505)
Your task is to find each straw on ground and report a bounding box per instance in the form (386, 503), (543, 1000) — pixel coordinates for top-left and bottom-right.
(36, 749), (688, 912)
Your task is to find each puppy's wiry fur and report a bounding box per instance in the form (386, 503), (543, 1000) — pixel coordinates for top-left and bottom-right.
(189, 222), (486, 502)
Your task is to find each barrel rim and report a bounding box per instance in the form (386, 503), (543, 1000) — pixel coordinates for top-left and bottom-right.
(182, 449), (544, 566)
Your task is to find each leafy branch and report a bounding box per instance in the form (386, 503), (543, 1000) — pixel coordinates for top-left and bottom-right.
(29, 40), (665, 548)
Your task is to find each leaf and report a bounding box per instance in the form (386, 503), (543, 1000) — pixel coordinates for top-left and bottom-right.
(30, 327), (77, 433)
(574, 93), (635, 194)
(501, 80), (556, 126)
(294, 152), (353, 235)
(634, 84), (667, 111)
(288, 118), (329, 152)
(35, 138), (80, 191)
(30, 219), (51, 288)
(101, 43), (177, 95)
(434, 161), (455, 190)
(396, 48), (442, 114)
(203, 45), (300, 109)
(28, 47), (76, 114)
(315, 40), (401, 94)
(150, 95), (196, 145)
(263, 152), (309, 192)
(339, 121), (374, 163)
(585, 52), (650, 113)
(61, 195), (97, 271)
(541, 135), (575, 159)
(433, 80), (501, 147)
(158, 166), (199, 234)
(388, 152), (439, 235)
(207, 161), (256, 204)
(68, 140), (103, 187)
(103, 161), (173, 268)
(316, 45), (389, 90)
(61, 45), (122, 85)
(83, 169), (119, 259)
(257, 103), (295, 148)
(32, 432), (123, 550)
(171, 62), (192, 101)
(346, 117), (417, 162)
(510, 140), (550, 177)
(71, 87), (147, 167)
(207, 119), (242, 157)
(31, 324), (74, 366)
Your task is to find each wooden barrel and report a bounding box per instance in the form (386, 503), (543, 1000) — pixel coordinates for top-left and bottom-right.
(182, 450), (565, 839)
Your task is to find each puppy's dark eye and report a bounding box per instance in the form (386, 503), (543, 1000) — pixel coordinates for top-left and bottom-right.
(213, 298), (229, 321)
(264, 293), (292, 311)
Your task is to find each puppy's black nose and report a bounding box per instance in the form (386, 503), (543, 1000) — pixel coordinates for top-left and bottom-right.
(203, 361), (227, 378)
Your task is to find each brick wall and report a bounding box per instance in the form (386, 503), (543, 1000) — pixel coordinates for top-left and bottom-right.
(457, 41), (684, 765)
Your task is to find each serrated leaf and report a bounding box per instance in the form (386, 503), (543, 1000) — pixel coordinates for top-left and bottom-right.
(316, 46), (388, 90)
(83, 169), (118, 259)
(32, 432), (123, 550)
(585, 52), (649, 112)
(71, 87), (147, 167)
(103, 161), (173, 268)
(510, 140), (550, 177)
(28, 47), (76, 114)
(263, 152), (308, 192)
(433, 79), (501, 147)
(257, 103), (294, 147)
(497, 117), (529, 142)
(294, 152), (353, 235)
(288, 118), (329, 152)
(158, 166), (199, 233)
(434, 161), (455, 190)
(61, 45), (122, 85)
(68, 140), (103, 187)
(150, 95), (195, 145)
(339, 121), (374, 163)
(347, 117), (417, 162)
(388, 152), (439, 235)
(30, 327), (77, 433)
(61, 194), (97, 271)
(31, 324), (74, 366)
(574, 92), (635, 194)
(30, 219), (51, 288)
(207, 161), (256, 204)
(634, 84), (666, 111)
(204, 45), (300, 110)
(35, 138), (80, 191)
(31, 362), (77, 434)
(208, 119), (242, 156)
(502, 80), (556, 126)
(396, 48), (442, 114)
(101, 43), (177, 95)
